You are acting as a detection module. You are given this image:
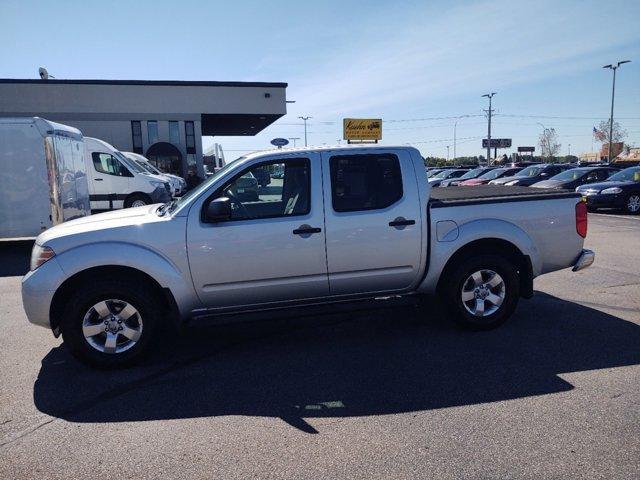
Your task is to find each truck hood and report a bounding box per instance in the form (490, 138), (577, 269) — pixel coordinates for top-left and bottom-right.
(36, 205), (164, 246)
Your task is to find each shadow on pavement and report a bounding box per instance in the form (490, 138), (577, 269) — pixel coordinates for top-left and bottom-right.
(0, 240), (33, 277)
(34, 293), (640, 433)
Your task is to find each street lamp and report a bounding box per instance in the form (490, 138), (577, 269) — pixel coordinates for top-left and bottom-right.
(482, 93), (496, 162)
(453, 115), (470, 161)
(298, 116), (312, 147)
(603, 60), (630, 162)
(446, 145), (450, 161)
(568, 143), (571, 156)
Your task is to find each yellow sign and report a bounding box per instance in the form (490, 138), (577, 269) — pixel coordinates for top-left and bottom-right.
(343, 118), (382, 141)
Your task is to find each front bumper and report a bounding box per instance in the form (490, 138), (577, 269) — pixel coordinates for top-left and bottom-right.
(572, 249), (595, 272)
(21, 257), (66, 330)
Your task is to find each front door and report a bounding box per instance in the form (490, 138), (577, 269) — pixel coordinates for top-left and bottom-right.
(321, 150), (423, 295)
(89, 151), (132, 210)
(187, 153), (329, 309)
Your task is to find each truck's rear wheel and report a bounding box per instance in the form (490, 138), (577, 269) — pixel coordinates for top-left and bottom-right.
(442, 254), (519, 330)
(60, 279), (162, 368)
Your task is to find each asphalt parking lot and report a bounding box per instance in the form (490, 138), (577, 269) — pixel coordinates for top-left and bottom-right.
(0, 213), (638, 479)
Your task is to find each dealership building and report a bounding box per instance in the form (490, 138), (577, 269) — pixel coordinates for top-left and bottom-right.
(0, 78), (288, 178)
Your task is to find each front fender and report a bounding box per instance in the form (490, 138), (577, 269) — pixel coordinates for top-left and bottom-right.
(54, 242), (199, 320)
(419, 218), (541, 294)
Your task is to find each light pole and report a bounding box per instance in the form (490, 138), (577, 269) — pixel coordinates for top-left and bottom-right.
(453, 115), (470, 161)
(482, 93), (496, 162)
(603, 60), (630, 162)
(446, 145), (450, 161)
(298, 116), (312, 147)
(568, 143), (571, 156)
(288, 137), (300, 147)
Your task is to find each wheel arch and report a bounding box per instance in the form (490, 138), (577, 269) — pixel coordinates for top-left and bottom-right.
(49, 265), (180, 335)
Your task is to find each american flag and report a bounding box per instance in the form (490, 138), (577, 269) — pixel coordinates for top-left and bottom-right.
(593, 126), (606, 141)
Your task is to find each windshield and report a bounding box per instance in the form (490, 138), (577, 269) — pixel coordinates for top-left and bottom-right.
(132, 159), (154, 174)
(169, 157), (245, 213)
(459, 167), (485, 180)
(479, 168), (508, 180)
(432, 170), (452, 179)
(608, 167), (640, 182)
(550, 168), (588, 181)
(114, 151), (146, 174)
(426, 169), (442, 178)
(517, 165), (543, 177)
(144, 162), (162, 175)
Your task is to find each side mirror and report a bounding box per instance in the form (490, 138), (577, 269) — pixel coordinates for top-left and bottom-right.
(204, 197), (232, 223)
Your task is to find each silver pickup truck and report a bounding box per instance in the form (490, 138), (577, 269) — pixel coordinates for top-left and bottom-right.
(22, 146), (594, 368)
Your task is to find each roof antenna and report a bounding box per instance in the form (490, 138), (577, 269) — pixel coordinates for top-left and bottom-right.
(39, 67), (55, 80)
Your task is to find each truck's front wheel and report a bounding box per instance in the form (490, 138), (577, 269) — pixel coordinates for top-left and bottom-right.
(60, 279), (162, 368)
(443, 254), (519, 330)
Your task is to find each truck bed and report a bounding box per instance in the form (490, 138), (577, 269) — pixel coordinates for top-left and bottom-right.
(429, 185), (582, 208)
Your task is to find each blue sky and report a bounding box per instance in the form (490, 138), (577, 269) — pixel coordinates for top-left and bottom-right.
(2, 0), (639, 158)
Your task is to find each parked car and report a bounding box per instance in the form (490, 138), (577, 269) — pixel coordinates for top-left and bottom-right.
(490, 164), (569, 187)
(231, 172), (259, 200)
(441, 166), (497, 187)
(428, 168), (469, 187)
(22, 145), (594, 368)
(123, 152), (186, 196)
(576, 166), (640, 214)
(0, 117), (90, 239)
(84, 138), (171, 210)
(458, 167), (522, 186)
(531, 167), (616, 190)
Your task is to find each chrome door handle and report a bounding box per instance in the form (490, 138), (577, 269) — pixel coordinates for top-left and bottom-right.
(389, 218), (415, 227)
(293, 225), (322, 235)
(94, 178), (103, 181)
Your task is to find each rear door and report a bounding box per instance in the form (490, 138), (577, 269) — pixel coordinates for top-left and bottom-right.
(321, 149), (423, 295)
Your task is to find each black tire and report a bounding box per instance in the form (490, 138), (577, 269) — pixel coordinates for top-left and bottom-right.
(60, 278), (163, 368)
(441, 254), (520, 330)
(124, 193), (152, 208)
(625, 193), (640, 215)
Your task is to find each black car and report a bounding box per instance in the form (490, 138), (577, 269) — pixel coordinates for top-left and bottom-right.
(440, 166), (497, 187)
(531, 167), (616, 190)
(576, 166), (640, 214)
(428, 168), (469, 187)
(489, 164), (569, 187)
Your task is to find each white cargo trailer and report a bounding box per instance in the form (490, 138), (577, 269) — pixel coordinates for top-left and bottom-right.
(0, 117), (90, 239)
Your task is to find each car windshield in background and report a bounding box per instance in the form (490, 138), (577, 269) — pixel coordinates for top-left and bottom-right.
(459, 167), (485, 180)
(550, 168), (588, 181)
(432, 170), (452, 179)
(170, 157), (244, 213)
(115, 152), (146, 174)
(517, 166), (543, 177)
(608, 167), (640, 182)
(479, 168), (508, 180)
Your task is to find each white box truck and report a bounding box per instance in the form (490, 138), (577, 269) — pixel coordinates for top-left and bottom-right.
(0, 117), (91, 239)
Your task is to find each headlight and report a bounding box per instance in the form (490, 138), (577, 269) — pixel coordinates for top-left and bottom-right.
(505, 180), (519, 186)
(601, 187), (622, 194)
(30, 244), (55, 271)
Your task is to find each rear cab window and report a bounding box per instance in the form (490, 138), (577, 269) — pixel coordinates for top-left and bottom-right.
(329, 154), (403, 212)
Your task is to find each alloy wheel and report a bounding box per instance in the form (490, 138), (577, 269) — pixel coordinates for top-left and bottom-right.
(461, 269), (505, 317)
(82, 299), (143, 354)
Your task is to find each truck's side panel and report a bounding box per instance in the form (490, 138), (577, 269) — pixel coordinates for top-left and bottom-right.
(0, 121), (52, 238)
(419, 196), (583, 294)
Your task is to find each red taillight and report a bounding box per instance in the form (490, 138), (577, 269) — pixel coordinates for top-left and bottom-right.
(576, 201), (587, 238)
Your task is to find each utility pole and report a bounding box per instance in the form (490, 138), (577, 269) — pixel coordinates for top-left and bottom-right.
(603, 60), (630, 162)
(298, 116), (312, 147)
(288, 137), (300, 148)
(482, 93), (496, 162)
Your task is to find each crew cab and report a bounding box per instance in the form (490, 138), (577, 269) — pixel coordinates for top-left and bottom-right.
(22, 146), (594, 368)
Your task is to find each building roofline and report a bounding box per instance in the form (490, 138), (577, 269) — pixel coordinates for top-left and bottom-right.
(0, 78), (288, 88)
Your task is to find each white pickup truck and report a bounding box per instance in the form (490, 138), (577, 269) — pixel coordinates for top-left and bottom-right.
(22, 146), (594, 368)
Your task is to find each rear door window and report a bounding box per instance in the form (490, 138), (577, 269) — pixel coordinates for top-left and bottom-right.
(329, 154), (403, 212)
